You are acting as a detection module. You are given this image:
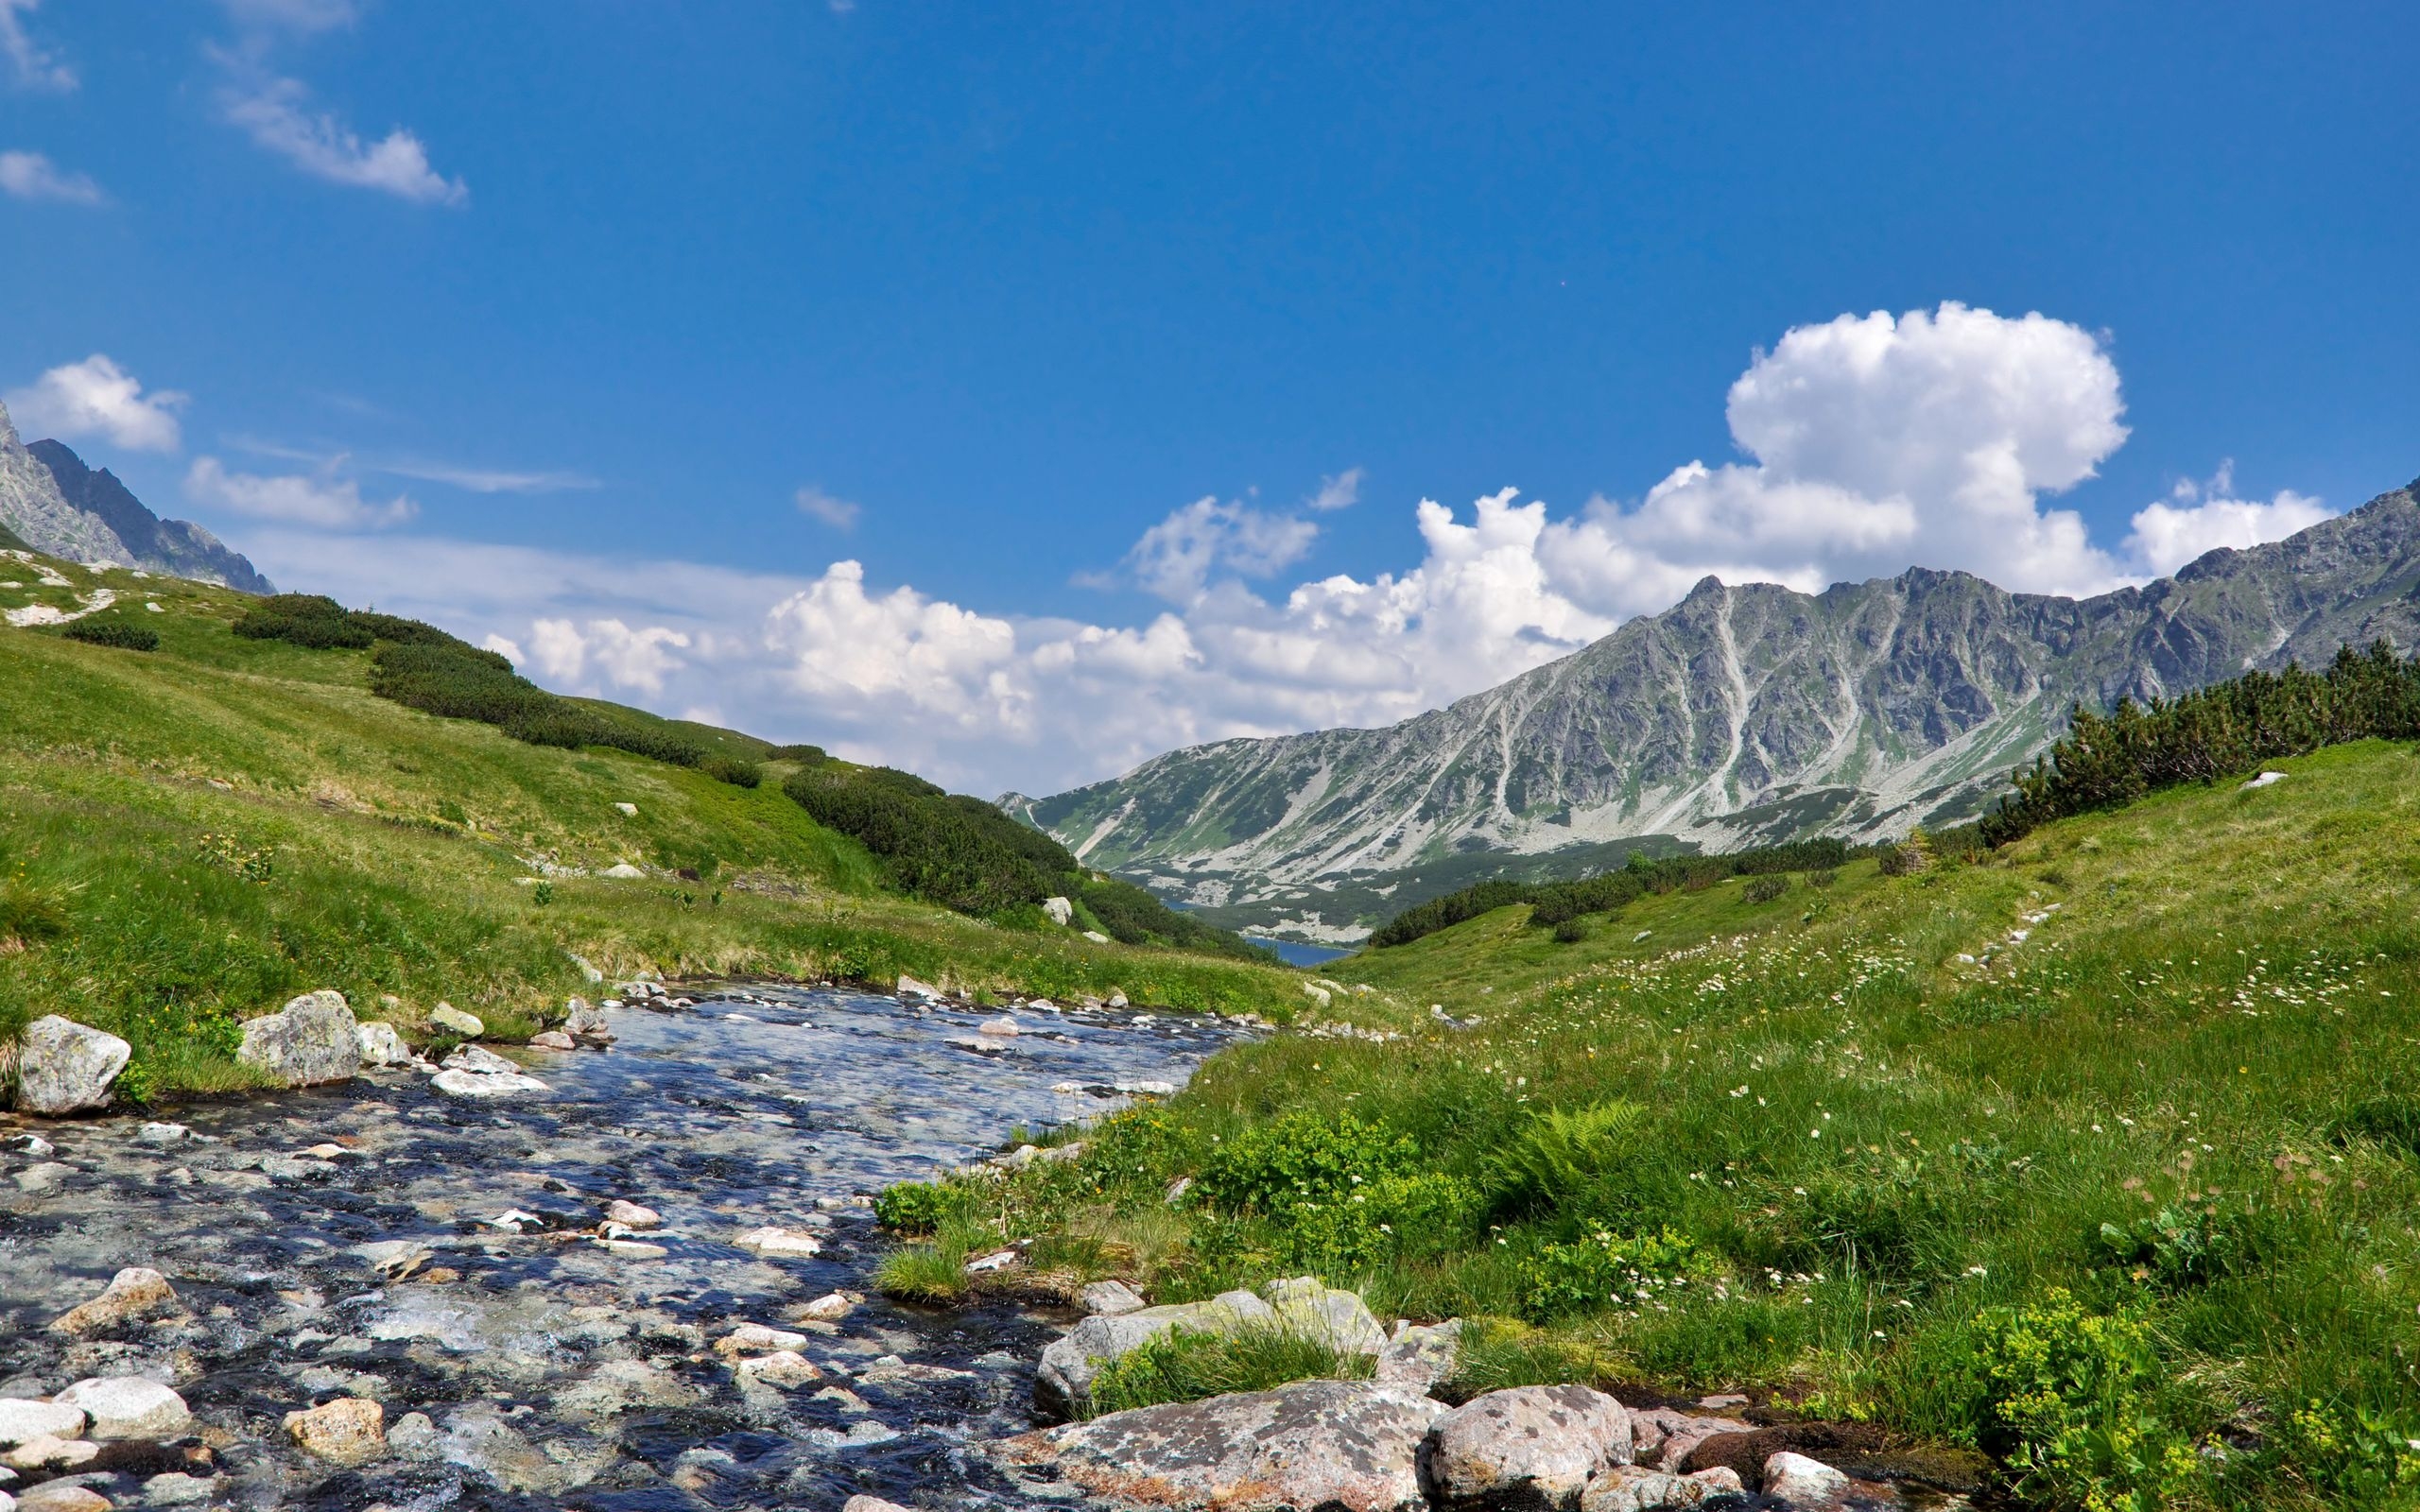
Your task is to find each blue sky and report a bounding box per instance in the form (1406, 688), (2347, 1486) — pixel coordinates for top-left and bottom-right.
(4, 2), (2415, 793)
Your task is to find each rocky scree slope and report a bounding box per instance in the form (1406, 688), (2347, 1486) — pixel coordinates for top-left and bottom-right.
(0, 399), (270, 592)
(1016, 478), (2420, 937)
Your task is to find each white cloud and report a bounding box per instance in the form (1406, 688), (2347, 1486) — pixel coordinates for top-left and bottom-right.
(220, 302), (2330, 798)
(796, 485), (861, 530)
(0, 149), (100, 204)
(7, 355), (186, 451)
(184, 456), (416, 529)
(219, 0), (358, 33)
(1306, 466), (1363, 511)
(2122, 462), (2333, 576)
(1122, 495), (1321, 602)
(221, 75), (467, 206)
(0, 0), (71, 92)
(374, 458), (597, 493)
(527, 618), (692, 696)
(480, 631), (525, 663)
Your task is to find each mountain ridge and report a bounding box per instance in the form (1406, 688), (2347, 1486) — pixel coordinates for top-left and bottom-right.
(0, 401), (272, 593)
(1012, 476), (2420, 940)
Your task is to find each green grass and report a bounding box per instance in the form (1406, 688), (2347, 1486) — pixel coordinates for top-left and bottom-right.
(1087, 1323), (1374, 1417)
(0, 558), (1302, 1102)
(888, 738), (2420, 1508)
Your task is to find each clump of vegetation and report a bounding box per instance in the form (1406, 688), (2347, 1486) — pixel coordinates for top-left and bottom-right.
(59, 616), (159, 651)
(1088, 1324), (1374, 1417)
(702, 755), (763, 788)
(1371, 836), (1857, 947)
(1739, 873), (1789, 903)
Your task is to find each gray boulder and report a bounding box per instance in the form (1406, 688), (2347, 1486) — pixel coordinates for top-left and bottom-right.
(0, 1399), (85, 1448)
(52, 1377), (190, 1439)
(1080, 1279), (1148, 1316)
(236, 990), (360, 1087)
(15, 1016), (130, 1116)
(355, 1020), (412, 1068)
(427, 1004), (484, 1037)
(1421, 1384), (1634, 1510)
(1265, 1276), (1387, 1355)
(1036, 1289), (1275, 1419)
(1000, 1380), (1446, 1512)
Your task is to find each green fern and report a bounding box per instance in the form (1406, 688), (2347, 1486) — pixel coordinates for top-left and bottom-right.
(1485, 1099), (1644, 1214)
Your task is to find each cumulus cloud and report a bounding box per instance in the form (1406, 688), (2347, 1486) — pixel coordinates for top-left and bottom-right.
(0, 0), (71, 92)
(184, 456), (416, 529)
(795, 485), (861, 530)
(221, 75), (467, 206)
(2122, 462), (2334, 576)
(527, 618), (693, 696)
(0, 149), (100, 204)
(7, 355), (186, 451)
(1121, 495), (1322, 602)
(218, 0), (358, 33)
(223, 302), (2333, 797)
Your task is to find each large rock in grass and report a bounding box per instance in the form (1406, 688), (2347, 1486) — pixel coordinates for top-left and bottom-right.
(236, 990), (360, 1087)
(1420, 1384), (1634, 1510)
(1265, 1276), (1387, 1355)
(15, 1016), (130, 1116)
(999, 1380), (1446, 1512)
(1035, 1289), (1275, 1420)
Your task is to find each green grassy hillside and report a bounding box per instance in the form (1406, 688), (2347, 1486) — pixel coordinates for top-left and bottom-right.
(885, 737), (2420, 1509)
(0, 558), (1299, 1102)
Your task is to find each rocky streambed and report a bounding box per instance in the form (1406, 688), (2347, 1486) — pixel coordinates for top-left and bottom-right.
(0, 984), (1242, 1511)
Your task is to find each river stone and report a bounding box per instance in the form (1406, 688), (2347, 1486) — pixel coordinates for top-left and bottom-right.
(15, 1017), (130, 1116)
(1, 1435), (95, 1470)
(528, 1030), (576, 1051)
(1266, 1276), (1386, 1355)
(716, 1324), (809, 1357)
(1628, 1408), (1754, 1472)
(1762, 1452), (1850, 1506)
(0, 1402), (84, 1449)
(1580, 1465), (1744, 1512)
(1375, 1317), (1461, 1393)
(896, 975), (942, 1003)
(562, 1001), (612, 1043)
(842, 1499), (913, 1512)
(734, 1351), (821, 1388)
(1035, 1288), (1276, 1419)
(53, 1378), (189, 1440)
(284, 1397), (384, 1466)
(15, 1485), (107, 1512)
(430, 1068), (549, 1099)
(1081, 1280), (1148, 1316)
(236, 990), (360, 1087)
(734, 1226), (821, 1257)
(354, 1021), (412, 1068)
(139, 1473), (213, 1505)
(50, 1268), (181, 1336)
(1421, 1384), (1634, 1510)
(604, 1199), (662, 1228)
(442, 1044), (521, 1075)
(427, 1005), (484, 1037)
(1001, 1380), (1446, 1512)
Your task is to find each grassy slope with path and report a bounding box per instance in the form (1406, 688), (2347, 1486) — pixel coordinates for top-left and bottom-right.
(890, 737), (2420, 1509)
(0, 558), (1300, 1102)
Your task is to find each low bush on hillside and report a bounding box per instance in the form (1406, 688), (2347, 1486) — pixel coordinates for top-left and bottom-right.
(702, 756), (763, 788)
(59, 617), (158, 651)
(1980, 640), (2420, 845)
(1370, 836), (1857, 947)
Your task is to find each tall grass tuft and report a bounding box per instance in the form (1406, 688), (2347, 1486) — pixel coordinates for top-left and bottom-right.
(1087, 1323), (1374, 1417)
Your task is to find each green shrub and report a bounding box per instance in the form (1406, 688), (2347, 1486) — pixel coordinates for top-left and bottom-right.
(785, 765), (1055, 915)
(1739, 873), (1789, 904)
(233, 593), (374, 648)
(1279, 1170), (1483, 1272)
(874, 1178), (969, 1237)
(2282, 1398), (2420, 1503)
(60, 617), (158, 651)
(703, 756), (763, 788)
(1516, 1226), (1702, 1321)
(2092, 1205), (2256, 1289)
(1193, 1110), (1421, 1217)
(1551, 917), (1590, 943)
(0, 874), (69, 946)
(2334, 1092), (2420, 1157)
(1950, 1289), (2201, 1512)
(767, 743), (828, 764)
(1087, 1323), (1374, 1418)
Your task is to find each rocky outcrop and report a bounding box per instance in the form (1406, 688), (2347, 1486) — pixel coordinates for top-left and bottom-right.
(1420, 1384), (1634, 1510)
(236, 990), (362, 1087)
(15, 1016), (130, 1116)
(28, 438), (272, 593)
(1000, 1380), (1447, 1512)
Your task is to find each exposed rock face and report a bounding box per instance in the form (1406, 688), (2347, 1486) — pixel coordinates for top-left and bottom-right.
(0, 404), (130, 567)
(1000, 1380), (1447, 1512)
(1018, 482), (2420, 936)
(28, 438), (273, 593)
(1420, 1384), (1634, 1510)
(236, 990), (361, 1087)
(15, 1016), (130, 1116)
(1035, 1288), (1276, 1419)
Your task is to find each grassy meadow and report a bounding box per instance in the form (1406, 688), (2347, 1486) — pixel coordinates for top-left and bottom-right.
(880, 737), (2420, 1509)
(0, 558), (1301, 1101)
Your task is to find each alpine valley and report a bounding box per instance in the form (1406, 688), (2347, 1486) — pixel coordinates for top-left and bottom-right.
(1011, 475), (2420, 944)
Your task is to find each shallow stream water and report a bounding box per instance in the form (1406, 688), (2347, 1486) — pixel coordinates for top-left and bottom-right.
(0, 985), (1241, 1511)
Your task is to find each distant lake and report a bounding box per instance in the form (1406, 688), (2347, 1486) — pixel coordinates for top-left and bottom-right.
(1253, 937), (1357, 968)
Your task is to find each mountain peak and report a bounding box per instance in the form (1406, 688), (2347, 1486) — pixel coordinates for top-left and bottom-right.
(0, 399), (20, 451)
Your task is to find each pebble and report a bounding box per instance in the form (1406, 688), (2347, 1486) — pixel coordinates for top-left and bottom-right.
(794, 1291), (857, 1321)
(733, 1351), (821, 1388)
(0, 1401), (85, 1449)
(717, 1324), (810, 1356)
(527, 1031), (576, 1051)
(841, 1498), (914, 1512)
(49, 1268), (181, 1336)
(137, 1473), (211, 1505)
(430, 1068), (550, 1099)
(603, 1199), (662, 1229)
(3, 1134), (55, 1158)
(733, 1226), (821, 1257)
(283, 1397), (385, 1466)
(1763, 1451), (1852, 1504)
(133, 1125), (187, 1148)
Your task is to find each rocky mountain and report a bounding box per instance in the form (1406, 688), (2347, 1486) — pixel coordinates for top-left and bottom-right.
(1013, 477), (2420, 942)
(0, 401), (271, 593)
